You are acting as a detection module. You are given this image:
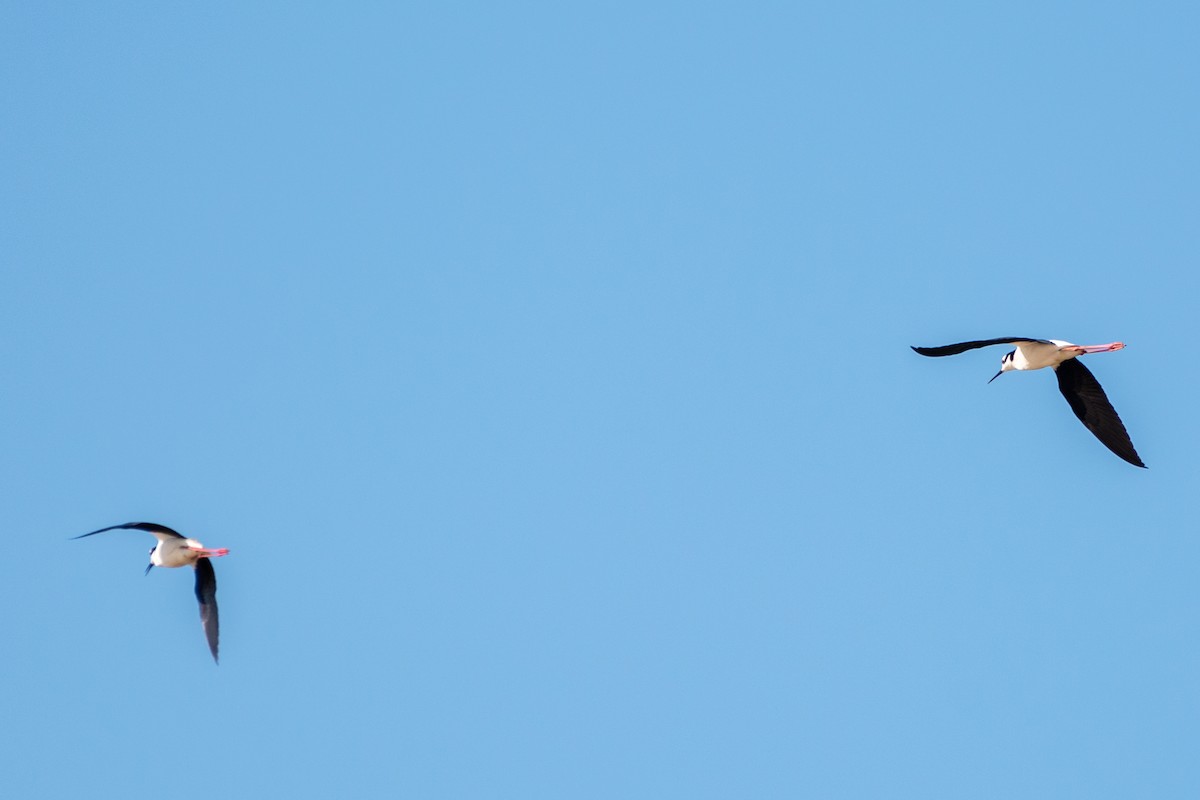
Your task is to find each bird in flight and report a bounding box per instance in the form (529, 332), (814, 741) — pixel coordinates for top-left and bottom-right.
(73, 522), (230, 663)
(911, 337), (1145, 468)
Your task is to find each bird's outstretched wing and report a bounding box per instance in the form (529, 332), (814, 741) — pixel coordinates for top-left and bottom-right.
(194, 557), (220, 664)
(911, 338), (1049, 357)
(73, 522), (185, 540)
(1054, 358), (1145, 468)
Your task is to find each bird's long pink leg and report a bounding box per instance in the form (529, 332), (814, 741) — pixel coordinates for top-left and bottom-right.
(188, 546), (230, 557)
(1064, 342), (1125, 355)
(1078, 342), (1125, 353)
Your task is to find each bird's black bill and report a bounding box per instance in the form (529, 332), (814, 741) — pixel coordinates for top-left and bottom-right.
(987, 370), (1003, 384)
(144, 563), (154, 576)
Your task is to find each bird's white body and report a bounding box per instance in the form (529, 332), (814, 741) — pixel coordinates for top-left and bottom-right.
(1002, 340), (1125, 374)
(150, 536), (213, 568)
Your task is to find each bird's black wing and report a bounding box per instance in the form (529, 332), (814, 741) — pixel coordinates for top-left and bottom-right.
(72, 522), (185, 540)
(1054, 358), (1145, 468)
(194, 557), (220, 664)
(911, 338), (1049, 357)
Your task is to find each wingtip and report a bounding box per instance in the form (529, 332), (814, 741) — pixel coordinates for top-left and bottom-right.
(70, 528), (107, 540)
(70, 523), (137, 540)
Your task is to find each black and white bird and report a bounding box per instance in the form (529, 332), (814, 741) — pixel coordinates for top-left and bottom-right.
(73, 522), (230, 663)
(911, 337), (1145, 468)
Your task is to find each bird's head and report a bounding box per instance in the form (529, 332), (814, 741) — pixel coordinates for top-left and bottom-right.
(988, 350), (1016, 384)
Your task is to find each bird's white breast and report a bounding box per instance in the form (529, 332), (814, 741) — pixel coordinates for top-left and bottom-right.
(150, 539), (198, 569)
(1013, 341), (1075, 371)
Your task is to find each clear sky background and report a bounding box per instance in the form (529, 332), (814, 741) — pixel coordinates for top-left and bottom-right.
(2, 2), (1198, 798)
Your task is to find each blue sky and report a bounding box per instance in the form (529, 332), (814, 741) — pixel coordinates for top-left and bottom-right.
(3, 2), (1198, 797)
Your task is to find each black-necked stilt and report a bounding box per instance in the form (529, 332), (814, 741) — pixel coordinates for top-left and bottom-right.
(911, 337), (1145, 468)
(73, 522), (230, 663)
